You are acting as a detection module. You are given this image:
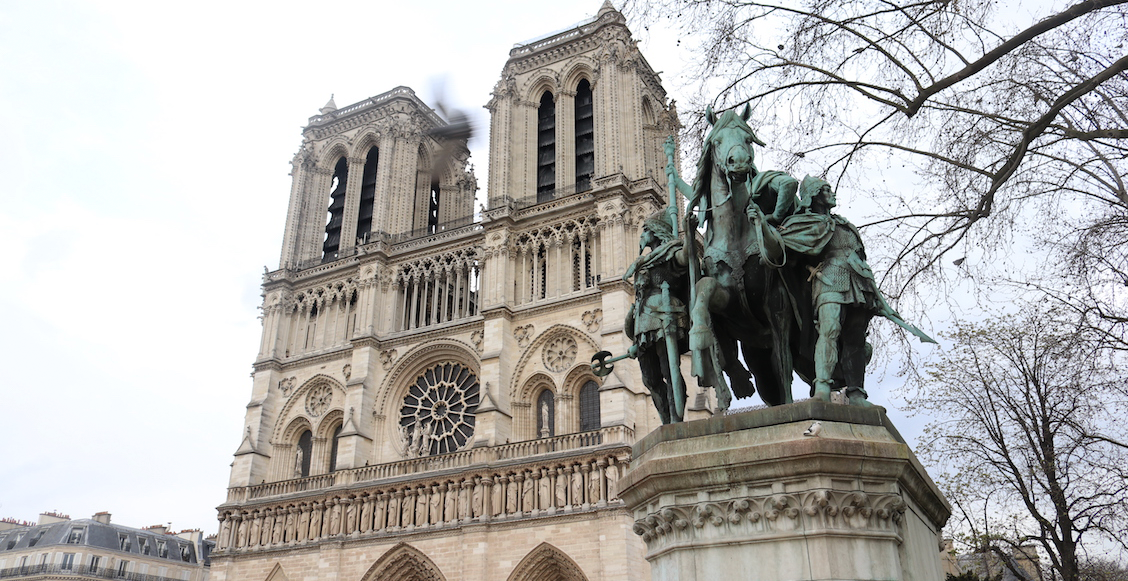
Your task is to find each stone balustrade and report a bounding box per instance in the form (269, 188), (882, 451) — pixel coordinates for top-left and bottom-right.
(225, 426), (631, 504)
(215, 444), (629, 553)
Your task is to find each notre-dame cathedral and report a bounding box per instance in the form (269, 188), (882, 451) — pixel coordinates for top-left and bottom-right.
(211, 3), (691, 580)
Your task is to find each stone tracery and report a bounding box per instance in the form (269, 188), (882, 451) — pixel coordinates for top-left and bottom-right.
(394, 248), (481, 331)
(399, 363), (480, 457)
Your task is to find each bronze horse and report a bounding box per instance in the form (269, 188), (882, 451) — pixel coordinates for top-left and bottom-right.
(673, 105), (808, 407)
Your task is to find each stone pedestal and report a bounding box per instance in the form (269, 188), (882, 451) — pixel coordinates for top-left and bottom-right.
(617, 400), (950, 581)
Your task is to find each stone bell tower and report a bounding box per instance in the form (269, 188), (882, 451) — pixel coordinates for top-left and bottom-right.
(214, 4), (684, 581)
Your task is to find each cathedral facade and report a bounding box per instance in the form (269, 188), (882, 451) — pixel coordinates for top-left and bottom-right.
(212, 4), (685, 580)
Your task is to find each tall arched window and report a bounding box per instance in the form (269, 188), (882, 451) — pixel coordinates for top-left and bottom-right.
(296, 430), (313, 478)
(536, 389), (555, 438)
(322, 157), (348, 261)
(328, 424), (343, 472)
(536, 91), (556, 202)
(579, 380), (601, 432)
(427, 177), (440, 234)
(574, 79), (594, 192)
(356, 146), (379, 242)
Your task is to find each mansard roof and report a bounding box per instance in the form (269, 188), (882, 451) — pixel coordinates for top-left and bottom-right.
(0, 519), (211, 566)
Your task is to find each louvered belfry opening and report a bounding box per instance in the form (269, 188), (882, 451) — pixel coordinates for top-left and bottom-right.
(536, 91), (556, 202)
(427, 177), (440, 234)
(322, 157), (349, 261)
(574, 79), (594, 192)
(356, 146), (379, 243)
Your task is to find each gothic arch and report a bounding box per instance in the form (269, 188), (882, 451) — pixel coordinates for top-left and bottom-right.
(264, 563), (288, 581)
(376, 340), (480, 414)
(352, 129), (384, 159)
(507, 543), (589, 581)
(517, 371), (556, 404)
(316, 408), (344, 439)
(280, 416), (313, 445)
(361, 543), (447, 581)
(315, 140), (351, 171)
(270, 374), (347, 443)
(524, 73), (560, 103)
(562, 60), (597, 92)
(508, 324), (599, 401)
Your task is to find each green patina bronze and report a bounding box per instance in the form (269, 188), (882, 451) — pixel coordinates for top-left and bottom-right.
(595, 106), (935, 418)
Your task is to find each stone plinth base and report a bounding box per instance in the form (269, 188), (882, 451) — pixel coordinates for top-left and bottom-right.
(617, 400), (950, 581)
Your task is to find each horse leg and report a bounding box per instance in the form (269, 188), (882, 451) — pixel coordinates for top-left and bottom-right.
(767, 277), (795, 404)
(717, 333), (754, 400)
(638, 349), (672, 424)
(689, 277), (728, 351)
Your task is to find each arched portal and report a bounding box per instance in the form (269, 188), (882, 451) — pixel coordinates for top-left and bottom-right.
(361, 543), (447, 581)
(507, 542), (590, 581)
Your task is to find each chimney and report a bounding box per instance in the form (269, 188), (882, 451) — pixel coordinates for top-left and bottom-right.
(92, 512), (112, 525)
(143, 524), (169, 535)
(38, 511), (70, 525)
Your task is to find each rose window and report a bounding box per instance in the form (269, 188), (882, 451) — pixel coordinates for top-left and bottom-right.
(305, 384), (332, 417)
(399, 363), (480, 456)
(543, 336), (578, 372)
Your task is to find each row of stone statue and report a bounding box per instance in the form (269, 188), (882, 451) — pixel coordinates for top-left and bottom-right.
(617, 107), (933, 423)
(217, 454), (625, 551)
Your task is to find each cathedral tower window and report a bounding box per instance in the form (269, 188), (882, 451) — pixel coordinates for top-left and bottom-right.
(328, 424), (342, 472)
(296, 430), (313, 478)
(427, 177), (440, 234)
(536, 389), (555, 438)
(536, 91), (556, 201)
(579, 380), (600, 432)
(323, 157), (348, 261)
(574, 79), (594, 192)
(356, 147), (379, 243)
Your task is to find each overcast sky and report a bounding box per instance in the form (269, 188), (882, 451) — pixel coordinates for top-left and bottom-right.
(0, 1), (936, 535)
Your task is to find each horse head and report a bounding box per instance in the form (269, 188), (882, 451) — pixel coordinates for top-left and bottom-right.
(704, 104), (765, 180)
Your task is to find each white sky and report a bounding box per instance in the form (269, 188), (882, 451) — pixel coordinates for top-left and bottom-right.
(0, 1), (934, 535)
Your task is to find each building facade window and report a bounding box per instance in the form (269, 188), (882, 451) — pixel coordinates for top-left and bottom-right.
(66, 527), (83, 544)
(119, 534), (131, 552)
(322, 157), (349, 261)
(574, 79), (594, 192)
(117, 561), (129, 577)
(536, 389), (555, 438)
(579, 380), (601, 432)
(28, 530), (45, 547)
(296, 430), (313, 478)
(157, 541), (168, 558)
(399, 363), (480, 456)
(536, 91), (556, 201)
(61, 554), (75, 570)
(90, 556), (101, 571)
(328, 424), (343, 472)
(356, 146), (379, 242)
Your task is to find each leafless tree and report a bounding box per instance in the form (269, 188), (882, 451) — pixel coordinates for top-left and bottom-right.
(627, 0), (1127, 339)
(907, 309), (1128, 581)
